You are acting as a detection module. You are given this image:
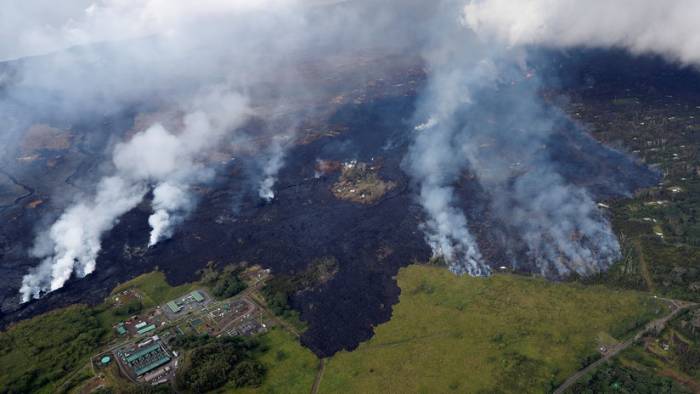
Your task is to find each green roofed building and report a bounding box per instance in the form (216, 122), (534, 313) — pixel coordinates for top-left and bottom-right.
(123, 341), (172, 376)
(191, 290), (205, 302)
(135, 355), (171, 376)
(167, 301), (182, 313)
(137, 324), (156, 335)
(116, 324), (127, 335)
(125, 343), (162, 363)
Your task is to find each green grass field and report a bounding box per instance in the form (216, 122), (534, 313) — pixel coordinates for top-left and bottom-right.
(320, 265), (664, 393)
(225, 328), (319, 394)
(111, 270), (200, 307)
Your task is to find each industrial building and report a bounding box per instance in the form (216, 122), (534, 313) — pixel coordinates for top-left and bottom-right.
(118, 339), (172, 378)
(163, 289), (210, 318)
(167, 301), (182, 314)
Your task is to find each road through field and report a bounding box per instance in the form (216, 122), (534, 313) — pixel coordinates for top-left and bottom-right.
(554, 298), (698, 394)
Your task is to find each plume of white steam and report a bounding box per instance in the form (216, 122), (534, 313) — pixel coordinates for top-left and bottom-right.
(20, 89), (250, 302)
(148, 182), (192, 246)
(409, 111), (490, 275)
(408, 2), (621, 277)
(20, 176), (146, 302)
(507, 170), (620, 276)
(405, 19), (499, 276)
(258, 140), (286, 202)
(138, 90), (251, 246)
(463, 0), (700, 66)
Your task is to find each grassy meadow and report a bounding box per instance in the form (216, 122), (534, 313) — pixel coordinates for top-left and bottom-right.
(320, 265), (664, 393)
(226, 328), (319, 394)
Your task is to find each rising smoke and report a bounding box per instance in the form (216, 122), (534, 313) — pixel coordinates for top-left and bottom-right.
(20, 89), (250, 302)
(258, 138), (287, 202)
(406, 2), (623, 276)
(403, 0), (700, 277)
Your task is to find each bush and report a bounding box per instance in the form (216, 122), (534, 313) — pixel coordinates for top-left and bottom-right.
(175, 336), (265, 392)
(571, 361), (688, 394)
(0, 306), (107, 393)
(113, 299), (143, 316)
(202, 264), (248, 300)
(677, 344), (700, 375)
(212, 277), (246, 299)
(232, 360), (266, 387)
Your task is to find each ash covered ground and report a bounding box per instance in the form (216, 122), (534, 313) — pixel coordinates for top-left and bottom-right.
(0, 49), (668, 356)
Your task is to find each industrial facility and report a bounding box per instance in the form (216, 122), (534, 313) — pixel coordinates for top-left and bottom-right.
(163, 290), (210, 318)
(115, 336), (176, 383)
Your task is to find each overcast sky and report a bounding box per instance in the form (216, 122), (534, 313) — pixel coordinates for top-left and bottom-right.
(0, 0), (301, 61)
(3, 0), (700, 65)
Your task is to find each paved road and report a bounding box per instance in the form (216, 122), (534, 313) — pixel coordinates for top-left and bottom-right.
(554, 299), (698, 394)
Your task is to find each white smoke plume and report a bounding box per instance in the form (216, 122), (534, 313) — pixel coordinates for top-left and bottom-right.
(20, 176), (146, 302)
(404, 8), (498, 276)
(407, 1), (622, 277)
(258, 139), (287, 202)
(20, 89), (250, 302)
(148, 182), (192, 247)
(463, 0), (700, 66)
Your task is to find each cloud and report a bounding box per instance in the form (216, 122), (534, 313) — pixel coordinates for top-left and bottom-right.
(463, 0), (700, 65)
(0, 0), (301, 61)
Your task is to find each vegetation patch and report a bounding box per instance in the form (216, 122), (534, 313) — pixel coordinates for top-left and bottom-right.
(0, 305), (107, 393)
(172, 335), (265, 392)
(200, 263), (248, 300)
(262, 257), (338, 329)
(571, 93), (700, 303)
(111, 271), (199, 308)
(321, 265), (663, 393)
(567, 359), (688, 394)
(331, 161), (395, 204)
(227, 328), (319, 394)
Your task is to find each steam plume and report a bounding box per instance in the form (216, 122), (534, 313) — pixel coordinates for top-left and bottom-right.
(258, 139), (287, 202)
(20, 176), (146, 302)
(407, 2), (620, 276)
(20, 89), (250, 302)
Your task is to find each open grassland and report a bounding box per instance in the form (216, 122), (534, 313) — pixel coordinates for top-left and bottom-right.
(111, 270), (200, 307)
(226, 328), (319, 394)
(321, 265), (664, 394)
